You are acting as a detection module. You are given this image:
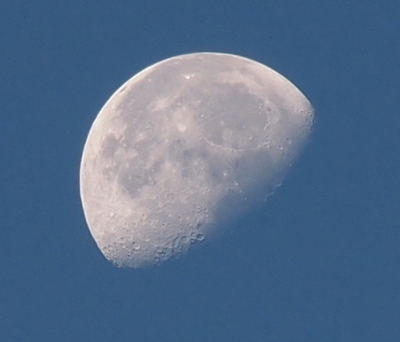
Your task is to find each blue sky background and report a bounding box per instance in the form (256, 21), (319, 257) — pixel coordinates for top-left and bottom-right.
(1, 1), (399, 341)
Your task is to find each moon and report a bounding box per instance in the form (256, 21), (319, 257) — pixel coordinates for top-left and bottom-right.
(80, 52), (314, 268)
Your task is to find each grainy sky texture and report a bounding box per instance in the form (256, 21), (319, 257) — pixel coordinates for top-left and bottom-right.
(1, 1), (399, 341)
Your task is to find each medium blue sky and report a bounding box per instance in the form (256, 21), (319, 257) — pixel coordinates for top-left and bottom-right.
(1, 1), (399, 341)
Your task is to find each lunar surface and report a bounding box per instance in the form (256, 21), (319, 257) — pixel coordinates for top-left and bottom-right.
(80, 52), (314, 268)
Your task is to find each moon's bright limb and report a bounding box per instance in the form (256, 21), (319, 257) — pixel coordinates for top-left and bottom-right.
(80, 52), (314, 268)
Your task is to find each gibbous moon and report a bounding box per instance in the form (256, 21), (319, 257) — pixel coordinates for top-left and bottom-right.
(80, 52), (314, 268)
